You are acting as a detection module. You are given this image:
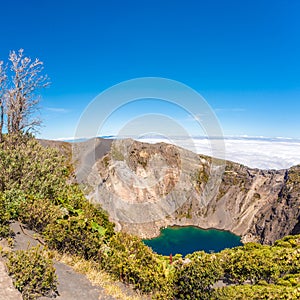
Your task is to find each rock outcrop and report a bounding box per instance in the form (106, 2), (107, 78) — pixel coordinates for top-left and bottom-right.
(72, 138), (300, 245)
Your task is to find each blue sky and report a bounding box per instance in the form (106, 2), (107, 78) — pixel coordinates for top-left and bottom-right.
(0, 0), (299, 139)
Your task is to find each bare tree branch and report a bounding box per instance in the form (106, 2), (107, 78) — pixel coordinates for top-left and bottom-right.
(5, 49), (50, 134)
(0, 60), (7, 142)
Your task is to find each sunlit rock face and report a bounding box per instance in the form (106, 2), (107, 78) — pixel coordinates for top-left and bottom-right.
(72, 138), (300, 244)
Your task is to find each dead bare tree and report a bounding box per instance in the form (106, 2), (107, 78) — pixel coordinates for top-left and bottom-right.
(0, 60), (7, 142)
(6, 49), (49, 135)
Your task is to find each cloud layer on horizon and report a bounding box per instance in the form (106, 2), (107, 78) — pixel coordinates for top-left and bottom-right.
(137, 136), (300, 170)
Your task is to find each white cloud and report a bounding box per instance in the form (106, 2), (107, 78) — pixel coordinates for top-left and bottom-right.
(136, 136), (300, 170)
(45, 107), (70, 113)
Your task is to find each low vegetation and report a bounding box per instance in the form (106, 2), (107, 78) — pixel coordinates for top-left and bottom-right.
(101, 231), (174, 295)
(4, 246), (58, 299)
(0, 134), (300, 299)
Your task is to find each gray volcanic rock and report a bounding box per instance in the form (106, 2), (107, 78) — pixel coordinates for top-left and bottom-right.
(247, 165), (300, 244)
(71, 138), (300, 245)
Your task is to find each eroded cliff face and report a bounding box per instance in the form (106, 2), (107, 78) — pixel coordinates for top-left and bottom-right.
(73, 138), (300, 245)
(246, 165), (300, 244)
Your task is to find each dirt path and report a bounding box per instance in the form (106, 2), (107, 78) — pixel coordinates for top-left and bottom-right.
(39, 261), (114, 300)
(9, 221), (116, 300)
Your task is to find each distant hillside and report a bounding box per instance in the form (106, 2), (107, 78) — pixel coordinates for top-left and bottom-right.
(43, 137), (300, 245)
(38, 139), (72, 157)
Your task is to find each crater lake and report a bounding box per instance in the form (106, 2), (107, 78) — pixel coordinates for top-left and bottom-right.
(143, 226), (242, 257)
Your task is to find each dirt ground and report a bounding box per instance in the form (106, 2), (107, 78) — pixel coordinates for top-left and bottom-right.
(0, 221), (118, 300)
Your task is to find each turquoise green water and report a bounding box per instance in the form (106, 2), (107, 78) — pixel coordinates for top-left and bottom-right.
(143, 226), (242, 257)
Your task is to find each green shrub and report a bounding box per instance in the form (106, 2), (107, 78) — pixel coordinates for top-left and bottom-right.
(18, 195), (62, 233)
(0, 135), (69, 199)
(219, 242), (300, 285)
(0, 189), (26, 237)
(102, 232), (173, 295)
(39, 185), (114, 259)
(274, 235), (300, 248)
(44, 216), (104, 259)
(173, 251), (223, 300)
(212, 283), (300, 300)
(0, 193), (11, 237)
(0, 189), (26, 219)
(43, 203), (112, 260)
(50, 183), (115, 238)
(277, 274), (300, 287)
(0, 221), (10, 238)
(5, 246), (58, 300)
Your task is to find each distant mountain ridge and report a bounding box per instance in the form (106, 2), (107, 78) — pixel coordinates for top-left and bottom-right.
(56, 135), (300, 170)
